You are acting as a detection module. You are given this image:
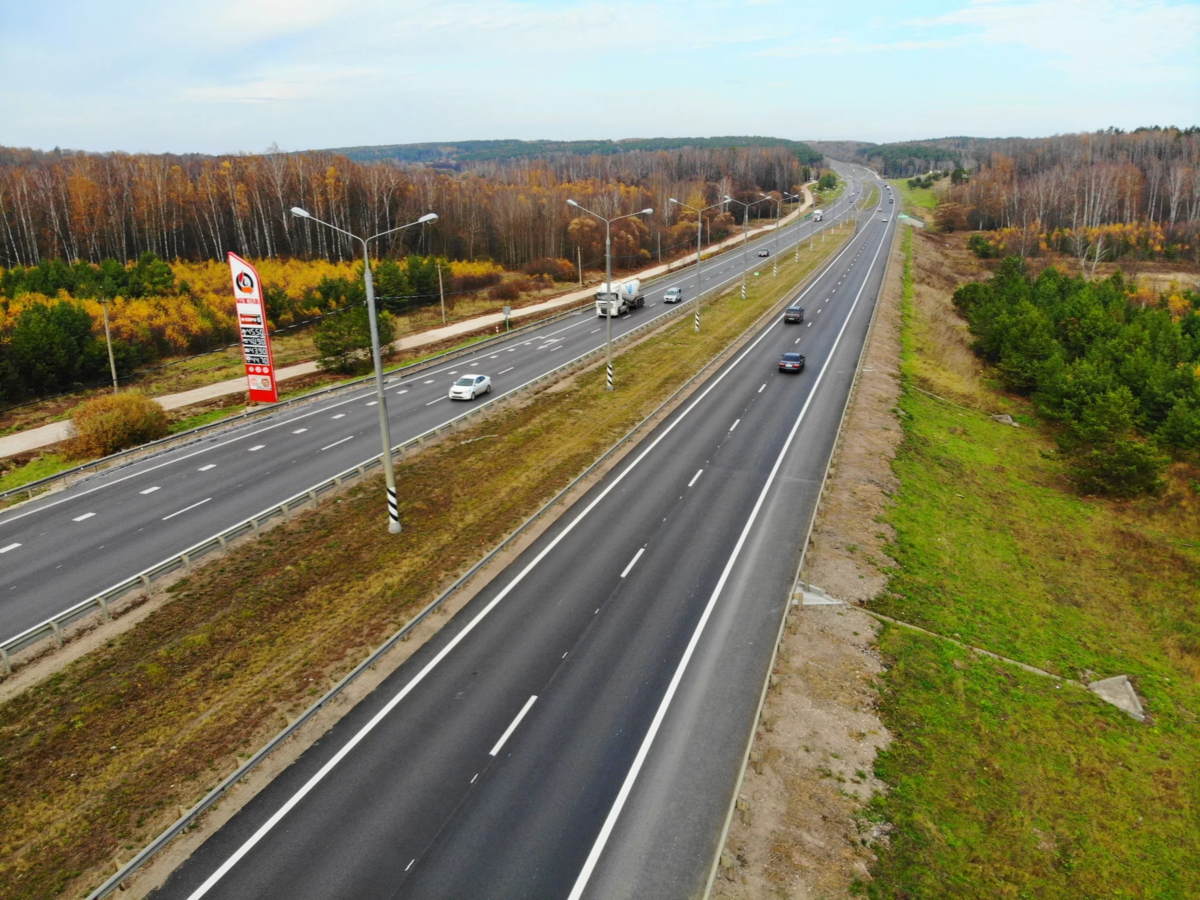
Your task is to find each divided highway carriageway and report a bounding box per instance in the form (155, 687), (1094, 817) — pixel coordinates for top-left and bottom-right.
(140, 169), (897, 899)
(0, 170), (868, 649)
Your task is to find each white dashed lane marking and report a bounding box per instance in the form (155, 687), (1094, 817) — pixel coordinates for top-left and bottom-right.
(249, 445), (265, 451)
(162, 498), (211, 521)
(293, 428), (308, 434)
(73, 512), (95, 522)
(621, 548), (645, 578)
(198, 464), (216, 472)
(140, 486), (160, 495)
(0, 543), (20, 553)
(321, 436), (354, 451)
(688, 469), (704, 487)
(332, 414), (345, 419)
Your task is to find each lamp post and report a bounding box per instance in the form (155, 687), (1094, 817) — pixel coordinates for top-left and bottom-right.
(669, 197), (724, 332)
(290, 207), (438, 534)
(566, 200), (653, 390)
(724, 195), (772, 299)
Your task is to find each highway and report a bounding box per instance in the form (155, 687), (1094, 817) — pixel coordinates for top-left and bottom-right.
(0, 175), (867, 647)
(145, 166), (896, 900)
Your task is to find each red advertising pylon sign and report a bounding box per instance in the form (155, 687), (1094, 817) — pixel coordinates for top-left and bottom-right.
(227, 252), (279, 403)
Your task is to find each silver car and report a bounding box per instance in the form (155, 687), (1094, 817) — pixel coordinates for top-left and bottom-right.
(663, 287), (683, 304)
(448, 374), (492, 400)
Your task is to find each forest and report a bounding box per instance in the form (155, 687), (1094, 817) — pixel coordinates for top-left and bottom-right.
(0, 141), (817, 269)
(953, 258), (1200, 494)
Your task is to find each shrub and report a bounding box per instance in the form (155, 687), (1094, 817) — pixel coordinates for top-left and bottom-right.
(522, 257), (577, 282)
(489, 283), (520, 302)
(967, 234), (1000, 259)
(314, 306), (395, 375)
(66, 392), (169, 459)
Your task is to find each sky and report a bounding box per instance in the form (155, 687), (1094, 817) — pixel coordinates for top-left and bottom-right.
(1, 0), (1197, 155)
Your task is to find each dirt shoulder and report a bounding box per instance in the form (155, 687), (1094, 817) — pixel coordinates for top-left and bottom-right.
(713, 221), (909, 897)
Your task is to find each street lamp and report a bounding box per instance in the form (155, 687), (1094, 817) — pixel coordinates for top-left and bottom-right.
(723, 195), (772, 298)
(566, 199), (653, 390)
(99, 298), (119, 394)
(669, 197), (724, 332)
(290, 206), (438, 534)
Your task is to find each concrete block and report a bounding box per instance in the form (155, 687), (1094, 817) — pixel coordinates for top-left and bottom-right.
(797, 584), (846, 607)
(1088, 675), (1145, 721)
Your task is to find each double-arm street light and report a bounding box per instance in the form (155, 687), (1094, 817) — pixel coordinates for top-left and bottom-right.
(668, 197), (725, 332)
(760, 191), (802, 274)
(566, 199), (653, 390)
(290, 206), (438, 533)
(723, 194), (772, 298)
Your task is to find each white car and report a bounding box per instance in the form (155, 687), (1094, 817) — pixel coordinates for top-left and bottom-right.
(663, 286), (684, 304)
(449, 374), (491, 400)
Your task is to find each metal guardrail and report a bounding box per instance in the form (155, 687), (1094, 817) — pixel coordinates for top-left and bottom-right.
(2, 208), (865, 673)
(81, 213), (856, 900)
(0, 298), (601, 506)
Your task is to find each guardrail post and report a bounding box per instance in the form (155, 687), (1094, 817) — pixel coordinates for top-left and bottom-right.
(98, 597), (111, 621)
(308, 490), (318, 509)
(217, 534), (228, 555)
(51, 620), (64, 648)
(181, 553), (192, 575)
(0, 647), (10, 675)
(251, 517), (260, 536)
(140, 573), (151, 589)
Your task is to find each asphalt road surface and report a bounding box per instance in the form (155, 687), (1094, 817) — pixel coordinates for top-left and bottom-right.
(146, 168), (896, 900)
(0, 172), (869, 645)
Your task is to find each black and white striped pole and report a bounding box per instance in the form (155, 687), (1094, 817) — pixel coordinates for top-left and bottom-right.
(669, 197), (724, 335)
(725, 194), (771, 305)
(291, 206), (438, 534)
(567, 200), (653, 392)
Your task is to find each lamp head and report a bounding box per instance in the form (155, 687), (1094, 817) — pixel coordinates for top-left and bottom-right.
(567, 199), (580, 208)
(723, 195), (733, 202)
(290, 206), (310, 219)
(418, 212), (438, 224)
(640, 208), (653, 215)
(669, 197), (680, 205)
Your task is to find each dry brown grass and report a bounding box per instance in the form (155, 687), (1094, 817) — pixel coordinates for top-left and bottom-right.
(0, 226), (855, 900)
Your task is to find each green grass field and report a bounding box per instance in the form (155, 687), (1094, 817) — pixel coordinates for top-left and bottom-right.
(888, 178), (939, 219)
(862, 228), (1200, 899)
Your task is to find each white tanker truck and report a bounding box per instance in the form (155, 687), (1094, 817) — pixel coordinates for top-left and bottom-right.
(595, 279), (645, 317)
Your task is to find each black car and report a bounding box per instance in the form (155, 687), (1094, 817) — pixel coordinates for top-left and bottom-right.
(784, 305), (805, 323)
(779, 352), (805, 372)
(757, 248), (770, 257)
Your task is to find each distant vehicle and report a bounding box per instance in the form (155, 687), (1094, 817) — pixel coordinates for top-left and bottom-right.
(813, 210), (824, 222)
(595, 279), (644, 317)
(882, 217), (890, 222)
(784, 305), (805, 323)
(778, 352), (806, 372)
(449, 374), (491, 400)
(663, 286), (683, 304)
(757, 249), (770, 257)
(889, 197), (893, 203)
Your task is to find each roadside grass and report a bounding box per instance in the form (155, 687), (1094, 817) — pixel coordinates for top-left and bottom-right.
(888, 178), (938, 219)
(862, 227), (1200, 899)
(0, 453), (73, 494)
(0, 222), (856, 900)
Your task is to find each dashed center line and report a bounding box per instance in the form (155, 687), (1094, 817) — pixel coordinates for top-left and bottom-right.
(198, 464), (216, 471)
(489, 695), (538, 756)
(320, 435), (354, 451)
(424, 379), (435, 384)
(73, 512), (95, 522)
(331, 414), (346, 420)
(426, 397), (444, 406)
(293, 428), (308, 434)
(498, 367), (514, 375)
(688, 469), (704, 487)
(249, 445), (265, 451)
(366, 401), (377, 407)
(758, 383), (766, 393)
(621, 547), (645, 578)
(0, 543), (21, 553)
(140, 486), (161, 495)
(162, 497), (211, 521)
(730, 418), (741, 432)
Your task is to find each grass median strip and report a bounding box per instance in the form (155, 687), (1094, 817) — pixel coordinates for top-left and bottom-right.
(0, 224), (855, 900)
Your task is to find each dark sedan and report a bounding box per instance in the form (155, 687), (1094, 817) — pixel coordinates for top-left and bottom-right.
(778, 352), (806, 372)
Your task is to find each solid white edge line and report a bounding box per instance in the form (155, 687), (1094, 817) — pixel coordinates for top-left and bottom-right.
(565, 206), (890, 900)
(181, 223), (864, 900)
(162, 498), (212, 521)
(488, 695), (538, 756)
(320, 436), (354, 452)
(687, 469), (703, 488)
(620, 548), (644, 578)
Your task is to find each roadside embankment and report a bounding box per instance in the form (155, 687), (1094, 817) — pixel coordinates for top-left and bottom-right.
(0, 221), (853, 900)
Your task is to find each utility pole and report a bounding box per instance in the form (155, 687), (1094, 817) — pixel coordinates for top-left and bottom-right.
(669, 197), (724, 333)
(437, 263), (447, 324)
(100, 298), (118, 394)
